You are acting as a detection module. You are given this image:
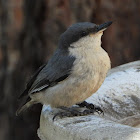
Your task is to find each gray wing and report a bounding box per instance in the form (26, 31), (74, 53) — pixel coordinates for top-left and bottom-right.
(29, 48), (75, 94)
(18, 63), (47, 99)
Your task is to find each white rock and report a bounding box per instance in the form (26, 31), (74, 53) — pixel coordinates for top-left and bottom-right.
(38, 61), (140, 140)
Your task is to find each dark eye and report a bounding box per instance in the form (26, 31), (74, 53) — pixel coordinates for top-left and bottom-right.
(81, 31), (87, 37)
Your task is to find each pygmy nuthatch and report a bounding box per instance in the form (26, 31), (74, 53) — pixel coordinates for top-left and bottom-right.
(16, 21), (112, 119)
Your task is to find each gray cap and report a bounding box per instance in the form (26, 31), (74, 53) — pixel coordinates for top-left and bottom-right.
(59, 21), (112, 48)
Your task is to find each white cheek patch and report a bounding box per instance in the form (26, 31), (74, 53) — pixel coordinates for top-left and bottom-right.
(70, 32), (103, 49)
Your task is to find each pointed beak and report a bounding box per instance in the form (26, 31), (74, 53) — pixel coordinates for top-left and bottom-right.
(97, 21), (112, 32)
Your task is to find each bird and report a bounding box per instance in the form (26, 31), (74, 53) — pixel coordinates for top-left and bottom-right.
(16, 21), (112, 119)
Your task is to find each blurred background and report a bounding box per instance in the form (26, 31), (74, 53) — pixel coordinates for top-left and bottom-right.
(0, 0), (140, 140)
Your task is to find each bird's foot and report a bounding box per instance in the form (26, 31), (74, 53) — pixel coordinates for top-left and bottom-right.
(53, 107), (95, 121)
(77, 101), (104, 115)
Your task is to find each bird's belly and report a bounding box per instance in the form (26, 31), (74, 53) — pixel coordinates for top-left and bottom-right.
(42, 68), (108, 108)
(42, 78), (94, 107)
(41, 50), (110, 108)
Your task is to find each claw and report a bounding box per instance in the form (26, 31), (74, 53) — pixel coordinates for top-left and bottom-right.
(53, 111), (78, 121)
(53, 113), (61, 121)
(52, 107), (96, 121)
(53, 112), (66, 121)
(94, 106), (104, 115)
(53, 101), (104, 121)
(77, 101), (104, 115)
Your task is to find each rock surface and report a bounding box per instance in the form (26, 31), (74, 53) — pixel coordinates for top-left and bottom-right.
(38, 61), (140, 140)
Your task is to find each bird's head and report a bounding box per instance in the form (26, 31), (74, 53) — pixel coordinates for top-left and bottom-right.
(59, 21), (112, 50)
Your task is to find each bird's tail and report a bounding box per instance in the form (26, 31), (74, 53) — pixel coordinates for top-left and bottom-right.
(16, 100), (36, 116)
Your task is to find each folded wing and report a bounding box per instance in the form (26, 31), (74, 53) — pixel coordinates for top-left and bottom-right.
(19, 48), (75, 99)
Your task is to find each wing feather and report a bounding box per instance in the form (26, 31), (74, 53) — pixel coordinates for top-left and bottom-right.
(18, 63), (46, 99)
(19, 48), (75, 98)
